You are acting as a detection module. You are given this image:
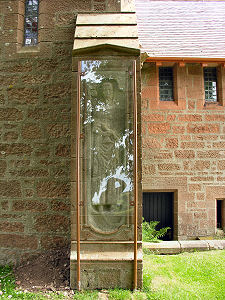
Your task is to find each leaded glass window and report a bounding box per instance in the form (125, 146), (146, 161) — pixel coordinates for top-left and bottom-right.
(24, 0), (39, 46)
(159, 67), (174, 101)
(204, 67), (217, 102)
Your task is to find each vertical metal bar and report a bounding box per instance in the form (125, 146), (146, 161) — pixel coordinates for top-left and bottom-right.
(76, 61), (81, 291)
(133, 60), (138, 290)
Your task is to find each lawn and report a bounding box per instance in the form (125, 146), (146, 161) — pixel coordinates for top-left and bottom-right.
(1, 250), (225, 299)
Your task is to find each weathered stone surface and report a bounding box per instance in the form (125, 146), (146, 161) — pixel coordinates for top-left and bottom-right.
(0, 144), (32, 157)
(0, 181), (21, 197)
(143, 241), (181, 254)
(34, 214), (69, 233)
(51, 200), (70, 212)
(3, 132), (19, 142)
(10, 169), (49, 177)
(180, 240), (209, 252)
(0, 221), (24, 233)
(37, 181), (70, 198)
(43, 84), (70, 100)
(0, 108), (23, 121)
(41, 235), (68, 250)
(0, 160), (6, 175)
(55, 144), (70, 157)
(12, 200), (48, 212)
(47, 124), (70, 138)
(0, 234), (38, 250)
(21, 124), (42, 139)
(8, 87), (39, 104)
(207, 240), (225, 250)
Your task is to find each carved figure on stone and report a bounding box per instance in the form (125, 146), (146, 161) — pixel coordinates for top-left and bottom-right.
(81, 61), (133, 233)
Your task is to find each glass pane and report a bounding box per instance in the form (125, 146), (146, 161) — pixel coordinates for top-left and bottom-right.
(159, 67), (174, 101)
(80, 60), (134, 234)
(24, 0), (39, 46)
(204, 67), (217, 102)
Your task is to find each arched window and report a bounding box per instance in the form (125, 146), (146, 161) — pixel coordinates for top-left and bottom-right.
(24, 0), (39, 46)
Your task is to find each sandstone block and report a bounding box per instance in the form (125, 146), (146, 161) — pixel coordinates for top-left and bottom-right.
(51, 200), (70, 212)
(0, 108), (23, 121)
(189, 184), (202, 192)
(56, 12), (76, 26)
(55, 144), (70, 157)
(0, 221), (24, 233)
(166, 138), (178, 148)
(197, 150), (224, 159)
(180, 240), (209, 252)
(158, 163), (180, 171)
(142, 114), (164, 122)
(43, 84), (70, 100)
(41, 235), (68, 250)
(178, 114), (202, 122)
(22, 124), (42, 139)
(47, 124), (70, 138)
(0, 181), (21, 197)
(12, 200), (48, 212)
(205, 114), (225, 122)
(187, 124), (220, 134)
(148, 123), (170, 134)
(21, 74), (51, 85)
(172, 125), (185, 134)
(142, 164), (156, 175)
(37, 181), (70, 198)
(143, 241), (181, 254)
(8, 87), (39, 104)
(142, 137), (162, 149)
(0, 160), (6, 175)
(34, 214), (69, 233)
(0, 143), (32, 157)
(175, 150), (195, 159)
(193, 161), (210, 170)
(207, 240), (225, 250)
(3, 132), (19, 142)
(0, 234), (38, 250)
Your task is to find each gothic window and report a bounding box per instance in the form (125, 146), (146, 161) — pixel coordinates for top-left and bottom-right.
(24, 0), (39, 46)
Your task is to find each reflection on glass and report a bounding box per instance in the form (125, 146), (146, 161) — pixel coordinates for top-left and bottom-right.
(80, 60), (134, 233)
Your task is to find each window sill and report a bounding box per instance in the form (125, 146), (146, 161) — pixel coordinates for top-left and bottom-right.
(149, 99), (186, 110)
(17, 45), (40, 54)
(203, 101), (224, 109)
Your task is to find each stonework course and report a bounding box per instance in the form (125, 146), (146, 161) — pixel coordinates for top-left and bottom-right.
(0, 0), (121, 265)
(142, 62), (225, 240)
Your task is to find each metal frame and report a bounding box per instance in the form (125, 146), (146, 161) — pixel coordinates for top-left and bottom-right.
(133, 60), (138, 290)
(24, 0), (39, 46)
(76, 61), (81, 291)
(76, 58), (138, 291)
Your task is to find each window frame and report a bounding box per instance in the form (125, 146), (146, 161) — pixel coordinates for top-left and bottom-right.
(203, 66), (218, 103)
(23, 0), (39, 47)
(202, 64), (225, 108)
(159, 66), (175, 101)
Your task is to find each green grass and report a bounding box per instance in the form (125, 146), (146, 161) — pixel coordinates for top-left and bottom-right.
(1, 250), (225, 299)
(143, 250), (225, 300)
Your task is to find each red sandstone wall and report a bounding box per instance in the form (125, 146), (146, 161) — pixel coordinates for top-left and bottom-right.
(0, 0), (120, 264)
(142, 62), (225, 240)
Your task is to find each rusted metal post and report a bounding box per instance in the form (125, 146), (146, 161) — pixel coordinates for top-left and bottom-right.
(133, 60), (138, 290)
(76, 61), (81, 291)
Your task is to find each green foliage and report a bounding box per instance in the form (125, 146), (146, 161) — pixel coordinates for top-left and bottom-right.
(142, 220), (170, 242)
(108, 288), (132, 300)
(73, 290), (99, 300)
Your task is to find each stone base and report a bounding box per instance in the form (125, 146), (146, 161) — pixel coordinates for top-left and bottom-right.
(70, 241), (142, 290)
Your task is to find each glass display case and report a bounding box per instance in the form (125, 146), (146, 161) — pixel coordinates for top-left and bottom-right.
(79, 60), (135, 235)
